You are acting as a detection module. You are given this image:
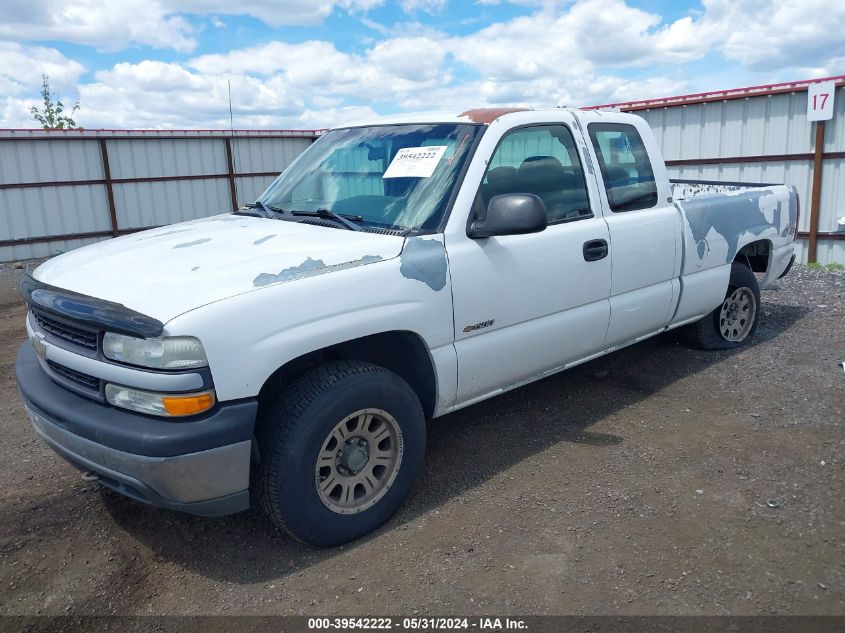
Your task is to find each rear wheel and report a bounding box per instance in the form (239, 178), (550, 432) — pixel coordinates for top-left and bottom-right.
(255, 361), (425, 546)
(687, 262), (761, 350)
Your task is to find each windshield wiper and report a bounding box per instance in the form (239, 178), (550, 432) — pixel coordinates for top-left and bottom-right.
(291, 208), (363, 231)
(240, 200), (283, 219)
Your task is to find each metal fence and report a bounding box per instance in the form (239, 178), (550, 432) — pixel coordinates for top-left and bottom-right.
(587, 75), (845, 265)
(0, 129), (317, 262)
(3, 77), (844, 265)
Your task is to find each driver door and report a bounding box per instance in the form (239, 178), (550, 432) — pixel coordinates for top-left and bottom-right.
(447, 122), (612, 405)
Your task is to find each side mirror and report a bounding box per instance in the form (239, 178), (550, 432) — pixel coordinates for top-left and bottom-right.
(468, 193), (548, 239)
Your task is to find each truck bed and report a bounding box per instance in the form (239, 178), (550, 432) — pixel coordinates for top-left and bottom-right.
(672, 179), (799, 285)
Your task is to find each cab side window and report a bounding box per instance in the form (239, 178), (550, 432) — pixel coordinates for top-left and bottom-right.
(588, 123), (658, 212)
(479, 125), (592, 224)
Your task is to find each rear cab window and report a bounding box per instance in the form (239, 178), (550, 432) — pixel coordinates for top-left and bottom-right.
(588, 123), (658, 212)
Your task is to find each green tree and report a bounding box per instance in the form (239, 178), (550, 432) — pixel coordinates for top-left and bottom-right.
(30, 75), (80, 129)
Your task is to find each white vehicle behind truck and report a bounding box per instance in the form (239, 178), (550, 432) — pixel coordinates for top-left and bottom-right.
(16, 108), (798, 545)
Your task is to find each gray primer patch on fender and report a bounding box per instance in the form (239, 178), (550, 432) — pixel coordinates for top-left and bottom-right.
(173, 238), (211, 249)
(253, 255), (383, 287)
(684, 190), (778, 261)
(680, 188), (795, 272)
(253, 234), (276, 245)
(399, 237), (448, 291)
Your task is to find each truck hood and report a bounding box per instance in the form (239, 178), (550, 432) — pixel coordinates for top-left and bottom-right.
(33, 214), (405, 324)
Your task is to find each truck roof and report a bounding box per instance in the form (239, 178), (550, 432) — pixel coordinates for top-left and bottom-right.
(336, 108), (535, 128)
(338, 107), (626, 129)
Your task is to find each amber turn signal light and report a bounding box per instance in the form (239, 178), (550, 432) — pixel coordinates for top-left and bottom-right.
(162, 392), (216, 416)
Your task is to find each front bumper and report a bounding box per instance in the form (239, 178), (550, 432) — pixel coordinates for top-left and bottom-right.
(16, 343), (258, 516)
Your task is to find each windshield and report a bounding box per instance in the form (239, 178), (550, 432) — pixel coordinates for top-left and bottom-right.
(258, 123), (482, 231)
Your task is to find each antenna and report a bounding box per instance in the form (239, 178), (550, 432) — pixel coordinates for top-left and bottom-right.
(228, 80), (240, 208)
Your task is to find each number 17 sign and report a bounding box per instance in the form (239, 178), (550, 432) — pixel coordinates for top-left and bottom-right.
(807, 80), (836, 122)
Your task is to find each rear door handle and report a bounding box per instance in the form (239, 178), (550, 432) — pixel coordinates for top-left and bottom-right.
(583, 239), (609, 262)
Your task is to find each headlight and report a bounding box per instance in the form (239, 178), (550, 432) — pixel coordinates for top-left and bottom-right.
(105, 384), (216, 417)
(103, 333), (208, 370)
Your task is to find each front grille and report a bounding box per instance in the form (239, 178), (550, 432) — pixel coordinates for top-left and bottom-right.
(32, 311), (98, 350)
(47, 360), (101, 391)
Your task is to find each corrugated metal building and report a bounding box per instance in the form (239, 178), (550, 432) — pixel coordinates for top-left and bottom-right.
(0, 129), (317, 262)
(2, 76), (843, 264)
(586, 75), (845, 265)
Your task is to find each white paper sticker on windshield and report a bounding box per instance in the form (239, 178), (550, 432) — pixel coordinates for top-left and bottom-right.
(383, 146), (447, 178)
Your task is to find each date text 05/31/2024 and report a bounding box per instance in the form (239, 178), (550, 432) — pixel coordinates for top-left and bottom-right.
(307, 617), (528, 630)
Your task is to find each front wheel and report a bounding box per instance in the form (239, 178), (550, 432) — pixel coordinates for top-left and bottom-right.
(687, 262), (761, 350)
(255, 361), (426, 546)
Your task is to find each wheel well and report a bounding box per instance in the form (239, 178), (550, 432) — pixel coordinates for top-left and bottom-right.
(735, 240), (771, 273)
(257, 331), (438, 419)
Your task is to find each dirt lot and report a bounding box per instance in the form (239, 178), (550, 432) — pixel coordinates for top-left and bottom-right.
(0, 261), (843, 617)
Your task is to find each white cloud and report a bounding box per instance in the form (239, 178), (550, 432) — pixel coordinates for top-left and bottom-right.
(475, 0), (563, 6)
(0, 1), (196, 52)
(399, 0), (447, 13)
(2, 33), (449, 128)
(472, 0), (845, 75)
(1, 0), (842, 129)
(709, 0), (845, 71)
(188, 36), (449, 95)
(592, 75), (689, 105)
(364, 37), (448, 81)
(80, 61), (304, 127)
(0, 0), (387, 52)
(794, 57), (845, 79)
(189, 41), (344, 77)
(1, 97), (39, 128)
(70, 64), (380, 130)
(0, 43), (85, 98)
(296, 104), (381, 129)
(167, 0), (385, 28)
(450, 0), (716, 83)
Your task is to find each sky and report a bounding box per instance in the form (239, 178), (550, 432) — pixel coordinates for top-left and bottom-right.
(0, 0), (843, 130)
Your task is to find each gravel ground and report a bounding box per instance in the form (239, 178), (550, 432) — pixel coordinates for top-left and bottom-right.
(0, 260), (843, 617)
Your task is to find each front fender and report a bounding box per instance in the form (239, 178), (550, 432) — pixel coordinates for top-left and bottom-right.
(164, 242), (456, 407)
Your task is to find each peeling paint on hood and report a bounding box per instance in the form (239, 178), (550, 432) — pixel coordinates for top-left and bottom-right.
(252, 254), (384, 287)
(32, 213), (405, 324)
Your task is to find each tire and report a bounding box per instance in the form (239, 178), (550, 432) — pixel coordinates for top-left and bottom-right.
(255, 361), (426, 546)
(687, 262), (761, 350)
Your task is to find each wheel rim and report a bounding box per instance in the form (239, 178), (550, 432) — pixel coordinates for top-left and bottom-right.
(719, 286), (757, 342)
(314, 408), (404, 515)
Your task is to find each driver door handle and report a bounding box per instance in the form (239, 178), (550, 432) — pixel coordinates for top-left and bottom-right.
(583, 239), (609, 262)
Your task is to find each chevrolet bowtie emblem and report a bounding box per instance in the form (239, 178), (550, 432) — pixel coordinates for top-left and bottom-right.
(31, 331), (47, 359)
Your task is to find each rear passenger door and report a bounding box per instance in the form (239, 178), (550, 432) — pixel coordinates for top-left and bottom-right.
(587, 122), (680, 347)
(448, 122), (612, 404)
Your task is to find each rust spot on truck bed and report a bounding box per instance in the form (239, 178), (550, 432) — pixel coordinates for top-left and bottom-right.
(459, 108), (530, 124)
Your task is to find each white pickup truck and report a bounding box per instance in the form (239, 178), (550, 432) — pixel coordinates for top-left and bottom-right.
(16, 108), (798, 546)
